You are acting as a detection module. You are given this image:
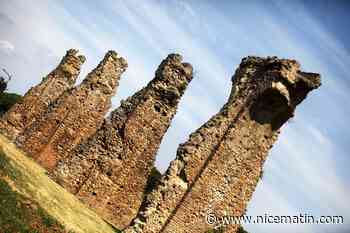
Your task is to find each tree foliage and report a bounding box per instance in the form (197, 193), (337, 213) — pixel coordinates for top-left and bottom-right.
(0, 92), (22, 115)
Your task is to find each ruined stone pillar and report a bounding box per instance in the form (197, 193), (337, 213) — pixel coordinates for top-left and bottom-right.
(125, 57), (321, 233)
(17, 51), (127, 170)
(52, 54), (193, 229)
(0, 49), (85, 140)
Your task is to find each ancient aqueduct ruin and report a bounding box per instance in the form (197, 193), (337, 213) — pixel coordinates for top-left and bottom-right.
(0, 49), (321, 232)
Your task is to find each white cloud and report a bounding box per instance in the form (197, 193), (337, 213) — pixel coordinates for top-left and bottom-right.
(245, 122), (350, 233)
(0, 1), (349, 232)
(245, 181), (315, 233)
(0, 40), (14, 53)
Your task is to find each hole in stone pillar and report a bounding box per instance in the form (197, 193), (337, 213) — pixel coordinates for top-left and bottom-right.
(154, 104), (161, 113)
(92, 191), (97, 196)
(250, 88), (292, 130)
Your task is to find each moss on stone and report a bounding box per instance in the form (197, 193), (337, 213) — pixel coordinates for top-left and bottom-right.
(205, 227), (225, 233)
(237, 225), (250, 233)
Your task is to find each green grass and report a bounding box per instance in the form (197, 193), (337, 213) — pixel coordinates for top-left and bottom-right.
(0, 178), (31, 233)
(0, 134), (120, 233)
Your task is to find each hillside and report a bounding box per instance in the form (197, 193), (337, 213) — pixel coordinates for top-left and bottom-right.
(0, 134), (120, 233)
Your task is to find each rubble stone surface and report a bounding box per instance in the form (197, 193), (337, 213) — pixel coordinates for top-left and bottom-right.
(124, 56), (321, 233)
(52, 54), (193, 229)
(17, 51), (127, 170)
(0, 49), (85, 140)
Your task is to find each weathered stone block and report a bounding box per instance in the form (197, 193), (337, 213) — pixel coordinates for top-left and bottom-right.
(52, 54), (193, 229)
(17, 51), (127, 170)
(0, 49), (85, 140)
(125, 56), (321, 233)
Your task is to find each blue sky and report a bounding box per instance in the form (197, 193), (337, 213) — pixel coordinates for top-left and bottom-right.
(0, 1), (349, 232)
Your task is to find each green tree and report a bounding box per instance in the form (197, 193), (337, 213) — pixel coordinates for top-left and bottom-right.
(0, 92), (22, 115)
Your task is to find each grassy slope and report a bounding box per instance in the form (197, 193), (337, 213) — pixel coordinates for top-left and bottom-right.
(0, 134), (120, 233)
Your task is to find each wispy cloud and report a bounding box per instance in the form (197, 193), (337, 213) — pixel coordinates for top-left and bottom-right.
(0, 1), (349, 232)
(0, 40), (14, 54)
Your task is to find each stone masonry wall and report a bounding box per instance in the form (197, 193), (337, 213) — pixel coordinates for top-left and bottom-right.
(0, 49), (85, 140)
(51, 54), (193, 229)
(16, 51), (127, 170)
(125, 57), (321, 233)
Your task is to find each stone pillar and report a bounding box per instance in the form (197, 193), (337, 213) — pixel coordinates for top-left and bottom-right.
(52, 54), (193, 229)
(125, 56), (321, 233)
(17, 51), (127, 170)
(0, 49), (85, 140)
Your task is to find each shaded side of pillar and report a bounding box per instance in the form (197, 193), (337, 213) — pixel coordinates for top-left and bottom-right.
(125, 56), (321, 233)
(17, 51), (127, 170)
(52, 54), (193, 229)
(0, 49), (85, 140)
